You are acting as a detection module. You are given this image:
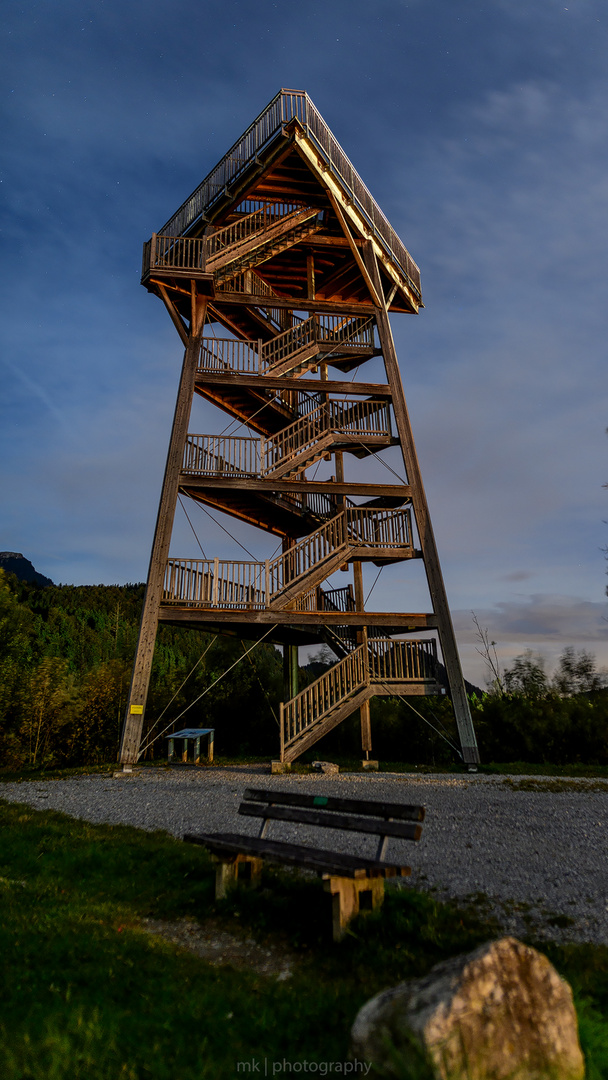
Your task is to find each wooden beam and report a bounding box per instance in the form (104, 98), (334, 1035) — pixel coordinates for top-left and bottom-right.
(195, 372), (390, 397)
(119, 313), (207, 763)
(292, 133), (420, 313)
(306, 252), (315, 300)
(158, 283), (189, 346)
(362, 241), (479, 765)
(179, 476), (412, 499)
(327, 191), (383, 308)
(212, 293), (374, 317)
(159, 608), (438, 629)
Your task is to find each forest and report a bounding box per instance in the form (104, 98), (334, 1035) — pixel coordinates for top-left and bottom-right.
(1, 567), (607, 771)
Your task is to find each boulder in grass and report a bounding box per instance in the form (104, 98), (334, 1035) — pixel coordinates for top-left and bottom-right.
(351, 937), (584, 1080)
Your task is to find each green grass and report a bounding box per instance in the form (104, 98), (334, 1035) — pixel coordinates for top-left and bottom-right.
(2, 798), (608, 1078)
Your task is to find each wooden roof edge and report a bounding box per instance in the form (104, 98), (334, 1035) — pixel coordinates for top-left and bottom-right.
(153, 90), (422, 307)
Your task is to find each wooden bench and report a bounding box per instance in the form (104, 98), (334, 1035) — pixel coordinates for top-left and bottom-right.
(184, 786), (425, 940)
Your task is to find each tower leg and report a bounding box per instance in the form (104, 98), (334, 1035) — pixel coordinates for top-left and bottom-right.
(118, 314), (206, 764)
(283, 644), (299, 702)
(362, 243), (479, 765)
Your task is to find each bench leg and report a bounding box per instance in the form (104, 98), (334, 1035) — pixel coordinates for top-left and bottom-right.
(323, 876), (385, 941)
(213, 856), (264, 900)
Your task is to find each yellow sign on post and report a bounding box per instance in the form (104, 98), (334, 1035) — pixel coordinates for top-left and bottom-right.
(130, 705), (144, 715)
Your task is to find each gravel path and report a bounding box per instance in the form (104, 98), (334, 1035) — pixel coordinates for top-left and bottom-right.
(2, 766), (607, 945)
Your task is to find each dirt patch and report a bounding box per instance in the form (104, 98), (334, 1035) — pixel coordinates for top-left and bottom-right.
(139, 916), (295, 980)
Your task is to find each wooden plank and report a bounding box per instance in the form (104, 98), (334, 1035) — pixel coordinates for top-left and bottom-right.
(242, 787), (425, 822)
(238, 803), (423, 841)
(183, 831), (411, 878)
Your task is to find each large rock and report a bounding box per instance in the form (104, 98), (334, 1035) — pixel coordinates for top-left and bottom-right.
(351, 937), (584, 1080)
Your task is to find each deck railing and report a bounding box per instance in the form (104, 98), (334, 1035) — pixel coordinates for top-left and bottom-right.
(156, 90), (421, 301)
(182, 435), (260, 476)
(368, 638), (437, 682)
(198, 337), (260, 375)
(214, 270), (280, 300)
(346, 506), (411, 548)
(163, 559), (265, 609)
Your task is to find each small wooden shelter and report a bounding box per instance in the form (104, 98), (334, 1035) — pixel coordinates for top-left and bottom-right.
(119, 89), (479, 767)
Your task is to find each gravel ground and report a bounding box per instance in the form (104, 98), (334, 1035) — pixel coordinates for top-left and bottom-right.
(2, 766), (607, 946)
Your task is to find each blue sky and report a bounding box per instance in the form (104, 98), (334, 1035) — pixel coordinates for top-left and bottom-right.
(2, 0), (607, 684)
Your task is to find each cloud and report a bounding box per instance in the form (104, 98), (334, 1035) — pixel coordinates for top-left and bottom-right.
(455, 594), (608, 644)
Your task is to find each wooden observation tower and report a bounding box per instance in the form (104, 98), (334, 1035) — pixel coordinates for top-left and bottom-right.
(119, 90), (480, 767)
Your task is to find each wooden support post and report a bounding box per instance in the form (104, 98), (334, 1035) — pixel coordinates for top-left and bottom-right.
(118, 307), (207, 765)
(362, 241), (480, 765)
(353, 561), (372, 757)
(323, 875), (385, 941)
(283, 644), (298, 702)
(306, 252), (315, 300)
(213, 856), (264, 899)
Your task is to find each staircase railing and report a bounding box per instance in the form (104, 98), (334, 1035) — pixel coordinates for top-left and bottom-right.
(146, 205), (321, 279)
(205, 203), (294, 262)
(267, 514), (347, 598)
(262, 398), (391, 475)
(281, 637), (438, 752)
(261, 314), (374, 370)
(281, 643), (368, 749)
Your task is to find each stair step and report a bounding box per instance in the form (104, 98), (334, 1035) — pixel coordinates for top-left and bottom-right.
(282, 687), (372, 763)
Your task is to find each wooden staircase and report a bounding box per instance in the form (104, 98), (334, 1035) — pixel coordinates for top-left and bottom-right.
(261, 314), (375, 377)
(280, 638), (438, 761)
(162, 507), (414, 612)
(207, 206), (324, 286)
(183, 397), (392, 485)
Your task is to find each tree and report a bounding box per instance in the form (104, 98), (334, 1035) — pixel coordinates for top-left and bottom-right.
(471, 612), (503, 695)
(553, 646), (606, 696)
(503, 650), (548, 698)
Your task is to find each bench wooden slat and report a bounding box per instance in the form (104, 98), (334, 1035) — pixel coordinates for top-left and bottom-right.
(239, 802), (422, 841)
(242, 787), (425, 822)
(184, 831), (412, 879)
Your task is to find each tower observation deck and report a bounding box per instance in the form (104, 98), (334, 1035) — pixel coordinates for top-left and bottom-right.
(119, 89), (479, 766)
